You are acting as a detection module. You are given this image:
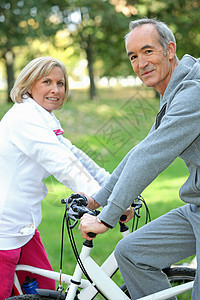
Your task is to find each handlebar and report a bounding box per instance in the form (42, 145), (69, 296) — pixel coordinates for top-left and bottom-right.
(62, 194), (143, 238)
(62, 194), (100, 237)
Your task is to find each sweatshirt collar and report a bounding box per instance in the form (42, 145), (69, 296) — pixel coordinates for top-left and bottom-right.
(22, 95), (64, 136)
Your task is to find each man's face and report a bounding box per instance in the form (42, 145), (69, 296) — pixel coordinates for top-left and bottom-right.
(126, 24), (176, 95)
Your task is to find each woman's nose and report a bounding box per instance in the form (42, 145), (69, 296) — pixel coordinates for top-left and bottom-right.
(51, 83), (59, 93)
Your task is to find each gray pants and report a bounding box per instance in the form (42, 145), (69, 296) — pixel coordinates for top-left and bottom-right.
(114, 204), (200, 299)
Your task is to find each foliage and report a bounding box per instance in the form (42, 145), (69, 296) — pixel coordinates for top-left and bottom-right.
(0, 0), (66, 50)
(0, 0), (67, 101)
(124, 0), (200, 59)
(57, 0), (131, 98)
(0, 0), (132, 100)
(1, 0), (200, 102)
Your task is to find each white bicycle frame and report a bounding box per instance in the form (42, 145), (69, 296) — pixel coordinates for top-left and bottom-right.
(14, 220), (195, 300)
(14, 227), (130, 299)
(14, 192), (193, 300)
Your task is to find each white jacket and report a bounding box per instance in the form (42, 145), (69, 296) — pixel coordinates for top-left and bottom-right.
(0, 97), (109, 249)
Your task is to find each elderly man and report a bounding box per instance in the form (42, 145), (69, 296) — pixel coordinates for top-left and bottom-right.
(79, 18), (200, 299)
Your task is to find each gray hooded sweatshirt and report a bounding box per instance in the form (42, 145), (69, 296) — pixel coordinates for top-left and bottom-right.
(94, 54), (200, 228)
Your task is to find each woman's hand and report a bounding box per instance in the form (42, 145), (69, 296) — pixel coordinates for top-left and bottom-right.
(76, 191), (100, 210)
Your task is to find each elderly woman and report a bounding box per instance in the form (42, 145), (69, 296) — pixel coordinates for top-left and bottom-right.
(0, 57), (109, 298)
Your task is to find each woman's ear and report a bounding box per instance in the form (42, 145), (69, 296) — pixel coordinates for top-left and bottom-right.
(27, 86), (33, 97)
(167, 42), (176, 60)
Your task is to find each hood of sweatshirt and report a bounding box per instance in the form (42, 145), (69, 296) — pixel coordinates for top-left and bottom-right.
(161, 54), (200, 105)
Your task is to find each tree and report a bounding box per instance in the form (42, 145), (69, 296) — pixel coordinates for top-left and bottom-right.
(114, 0), (200, 59)
(59, 0), (130, 99)
(1, 0), (200, 102)
(0, 0), (133, 101)
(0, 0), (66, 102)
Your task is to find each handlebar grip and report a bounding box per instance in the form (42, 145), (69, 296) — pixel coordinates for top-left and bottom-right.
(120, 215), (127, 222)
(87, 232), (96, 238)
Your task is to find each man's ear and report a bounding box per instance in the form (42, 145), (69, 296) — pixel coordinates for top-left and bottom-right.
(167, 41), (176, 59)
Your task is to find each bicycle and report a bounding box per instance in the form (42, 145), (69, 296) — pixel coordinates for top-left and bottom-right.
(7, 194), (196, 300)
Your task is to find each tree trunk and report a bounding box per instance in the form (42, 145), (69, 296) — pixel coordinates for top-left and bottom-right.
(85, 38), (97, 100)
(4, 50), (15, 103)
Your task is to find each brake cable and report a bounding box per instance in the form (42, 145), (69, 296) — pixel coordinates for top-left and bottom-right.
(57, 209), (66, 292)
(131, 195), (151, 232)
(59, 199), (94, 286)
(65, 213), (93, 284)
(64, 204), (107, 298)
(58, 195), (151, 294)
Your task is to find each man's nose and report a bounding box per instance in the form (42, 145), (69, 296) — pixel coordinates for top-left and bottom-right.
(138, 55), (148, 69)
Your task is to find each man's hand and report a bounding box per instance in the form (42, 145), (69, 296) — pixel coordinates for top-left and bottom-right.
(79, 214), (108, 240)
(120, 206), (134, 223)
(76, 191), (100, 210)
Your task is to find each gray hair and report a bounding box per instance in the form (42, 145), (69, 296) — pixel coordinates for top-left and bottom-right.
(125, 18), (178, 61)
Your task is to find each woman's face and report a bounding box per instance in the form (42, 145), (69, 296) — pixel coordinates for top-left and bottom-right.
(29, 66), (66, 113)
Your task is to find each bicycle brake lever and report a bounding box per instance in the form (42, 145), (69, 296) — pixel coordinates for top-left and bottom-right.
(133, 209), (141, 218)
(131, 199), (142, 218)
(67, 212), (78, 229)
(70, 204), (98, 218)
(131, 199), (142, 209)
(67, 194), (88, 206)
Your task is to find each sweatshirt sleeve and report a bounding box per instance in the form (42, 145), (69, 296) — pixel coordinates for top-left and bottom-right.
(8, 108), (101, 196)
(93, 124), (155, 207)
(93, 146), (137, 206)
(96, 79), (200, 227)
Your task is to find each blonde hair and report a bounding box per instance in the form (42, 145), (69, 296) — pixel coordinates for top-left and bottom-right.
(10, 57), (69, 106)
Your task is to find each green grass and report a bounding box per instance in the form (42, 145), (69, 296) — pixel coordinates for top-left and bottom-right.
(0, 86), (192, 296)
